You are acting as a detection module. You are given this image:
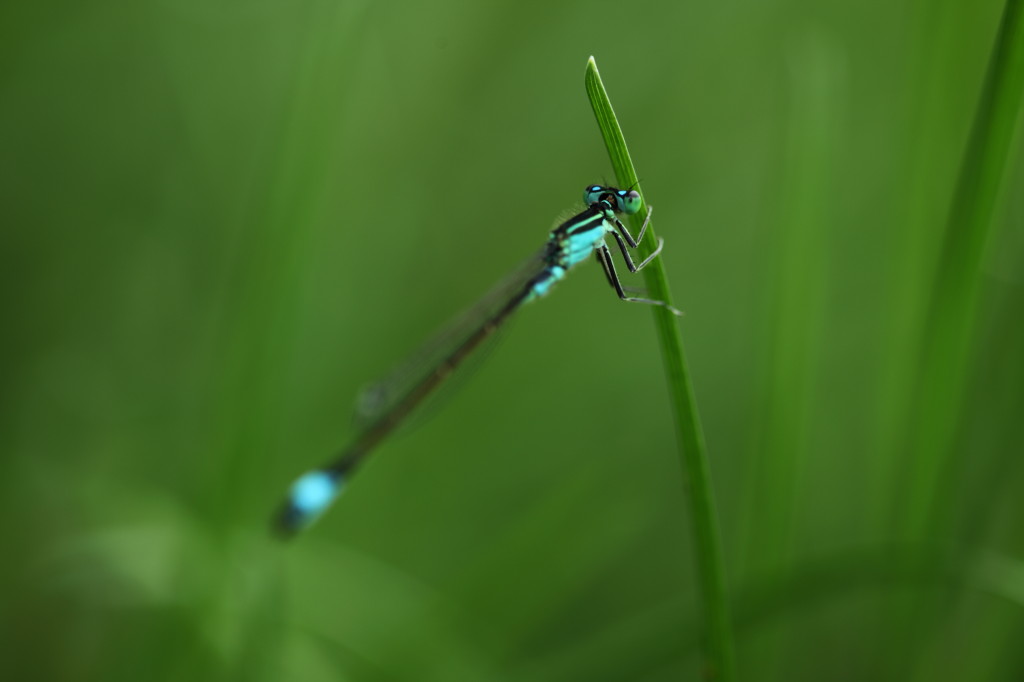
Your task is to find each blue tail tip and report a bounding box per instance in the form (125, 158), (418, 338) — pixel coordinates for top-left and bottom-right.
(274, 470), (343, 538)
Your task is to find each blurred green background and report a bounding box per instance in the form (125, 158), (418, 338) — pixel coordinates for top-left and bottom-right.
(2, 0), (1022, 680)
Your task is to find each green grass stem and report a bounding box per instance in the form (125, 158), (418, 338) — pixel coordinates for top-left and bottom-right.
(903, 0), (1024, 540)
(584, 57), (737, 682)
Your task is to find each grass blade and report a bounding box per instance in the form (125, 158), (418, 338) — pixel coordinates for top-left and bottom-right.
(903, 0), (1024, 539)
(584, 56), (737, 682)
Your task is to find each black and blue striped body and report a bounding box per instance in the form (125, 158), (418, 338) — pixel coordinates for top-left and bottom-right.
(527, 202), (616, 301)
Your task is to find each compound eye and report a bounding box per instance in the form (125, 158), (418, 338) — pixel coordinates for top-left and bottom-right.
(616, 189), (642, 215)
(583, 185), (605, 206)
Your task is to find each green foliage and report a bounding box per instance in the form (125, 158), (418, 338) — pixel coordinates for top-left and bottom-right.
(1, 1), (1022, 681)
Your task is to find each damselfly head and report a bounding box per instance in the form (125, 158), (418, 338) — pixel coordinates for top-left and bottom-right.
(583, 185), (642, 215)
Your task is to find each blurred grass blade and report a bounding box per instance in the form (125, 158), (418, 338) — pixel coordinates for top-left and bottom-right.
(903, 0), (1024, 539)
(584, 57), (737, 682)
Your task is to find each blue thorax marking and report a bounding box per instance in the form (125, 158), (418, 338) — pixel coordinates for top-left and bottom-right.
(529, 205), (615, 301)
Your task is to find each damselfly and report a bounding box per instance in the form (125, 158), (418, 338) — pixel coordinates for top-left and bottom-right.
(275, 185), (680, 536)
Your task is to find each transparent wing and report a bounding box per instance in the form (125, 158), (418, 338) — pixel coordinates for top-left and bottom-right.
(354, 245), (551, 425)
